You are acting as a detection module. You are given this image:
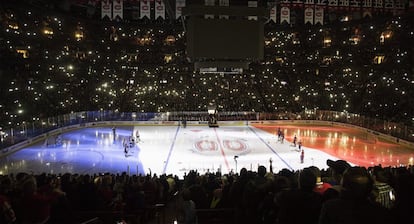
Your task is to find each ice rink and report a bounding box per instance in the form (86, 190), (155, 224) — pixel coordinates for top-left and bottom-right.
(1, 124), (413, 177)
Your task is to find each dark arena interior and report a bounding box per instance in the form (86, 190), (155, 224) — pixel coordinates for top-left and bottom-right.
(0, 0), (414, 224)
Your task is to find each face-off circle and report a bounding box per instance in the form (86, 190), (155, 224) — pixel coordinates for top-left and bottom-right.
(194, 139), (218, 153)
(194, 138), (249, 155)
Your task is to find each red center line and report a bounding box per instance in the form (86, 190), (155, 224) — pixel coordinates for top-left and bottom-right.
(214, 128), (230, 172)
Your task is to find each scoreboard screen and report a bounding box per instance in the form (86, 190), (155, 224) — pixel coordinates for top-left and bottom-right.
(186, 17), (264, 61)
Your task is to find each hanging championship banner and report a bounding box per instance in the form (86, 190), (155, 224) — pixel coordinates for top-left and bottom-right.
(305, 0), (315, 5)
(339, 0), (349, 9)
(304, 7), (314, 24)
(280, 6), (290, 24)
(280, 0), (291, 6)
(269, 2), (277, 23)
(315, 0), (328, 5)
(314, 7), (324, 24)
(362, 0), (372, 16)
(373, 0), (384, 10)
(328, 0), (338, 9)
(101, 0), (112, 19)
(219, 0), (229, 19)
(363, 10), (372, 17)
(362, 0), (372, 8)
(155, 0), (165, 19)
(176, 0), (185, 19)
(394, 0), (405, 9)
(391, 0), (404, 14)
(248, 1), (258, 20)
(292, 0), (303, 9)
(205, 0), (215, 19)
(384, 0), (393, 9)
(140, 0), (151, 19)
(349, 0), (360, 10)
(113, 0), (123, 20)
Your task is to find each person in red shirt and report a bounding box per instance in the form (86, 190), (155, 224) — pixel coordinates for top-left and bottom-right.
(308, 166), (332, 195)
(300, 149), (305, 163)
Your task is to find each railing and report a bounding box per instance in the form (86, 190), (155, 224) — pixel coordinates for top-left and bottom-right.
(1, 110), (413, 150)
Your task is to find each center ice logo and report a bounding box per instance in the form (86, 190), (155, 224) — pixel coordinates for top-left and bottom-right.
(194, 140), (218, 152)
(194, 138), (248, 154)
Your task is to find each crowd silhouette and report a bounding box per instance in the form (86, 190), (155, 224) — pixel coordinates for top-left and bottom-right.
(1, 161), (413, 223)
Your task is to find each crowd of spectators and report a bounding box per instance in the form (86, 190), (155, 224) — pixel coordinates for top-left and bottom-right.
(0, 1), (413, 132)
(0, 160), (413, 223)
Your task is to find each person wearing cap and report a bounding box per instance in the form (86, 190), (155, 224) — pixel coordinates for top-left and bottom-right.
(323, 159), (351, 201)
(319, 167), (392, 224)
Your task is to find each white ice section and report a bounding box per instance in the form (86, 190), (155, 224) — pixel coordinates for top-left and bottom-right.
(0, 125), (342, 178)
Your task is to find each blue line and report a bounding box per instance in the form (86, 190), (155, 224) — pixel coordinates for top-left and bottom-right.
(162, 126), (180, 174)
(248, 126), (294, 171)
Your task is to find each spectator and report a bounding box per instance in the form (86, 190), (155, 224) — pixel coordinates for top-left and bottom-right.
(308, 166), (332, 195)
(275, 167), (322, 224)
(19, 175), (66, 223)
(177, 188), (197, 224)
(323, 159), (351, 200)
(229, 168), (250, 223)
(243, 166), (270, 223)
(370, 166), (395, 209)
(319, 167), (392, 224)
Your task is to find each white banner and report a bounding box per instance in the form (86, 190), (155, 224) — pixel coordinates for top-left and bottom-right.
(373, 0), (383, 8)
(140, 0), (151, 19)
(328, 0), (338, 6)
(219, 0), (229, 19)
(155, 0), (165, 19)
(349, 0), (360, 8)
(394, 0), (405, 9)
(314, 7), (324, 25)
(280, 7), (290, 24)
(316, 0), (328, 5)
(305, 0), (315, 5)
(384, 0), (393, 8)
(101, 0), (112, 19)
(363, 0), (372, 8)
(339, 0), (350, 7)
(248, 1), (258, 7)
(292, 0), (304, 6)
(304, 7), (314, 24)
(113, 0), (123, 20)
(269, 4), (277, 23)
(205, 0), (215, 19)
(248, 1), (258, 20)
(176, 0), (185, 19)
(363, 10), (372, 17)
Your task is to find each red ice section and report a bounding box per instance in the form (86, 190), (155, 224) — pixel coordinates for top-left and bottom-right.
(255, 124), (414, 167)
